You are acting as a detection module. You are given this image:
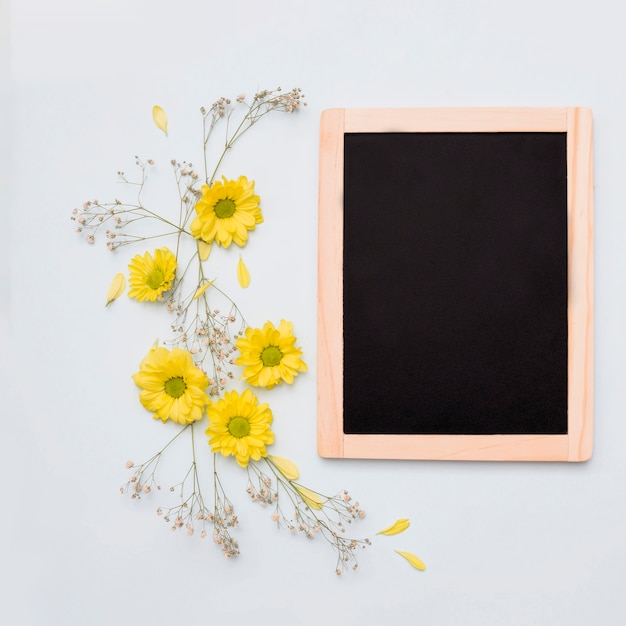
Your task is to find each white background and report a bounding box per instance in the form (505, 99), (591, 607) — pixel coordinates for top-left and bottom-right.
(3, 1), (626, 624)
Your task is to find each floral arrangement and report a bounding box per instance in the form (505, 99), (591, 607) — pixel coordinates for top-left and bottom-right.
(70, 87), (368, 573)
(70, 87), (425, 574)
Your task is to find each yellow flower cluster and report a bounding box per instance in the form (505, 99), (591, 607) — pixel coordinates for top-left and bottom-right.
(123, 206), (306, 465)
(132, 319), (307, 466)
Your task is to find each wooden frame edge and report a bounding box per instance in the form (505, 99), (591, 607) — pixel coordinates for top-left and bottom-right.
(317, 107), (594, 461)
(566, 107), (594, 461)
(318, 109), (345, 458)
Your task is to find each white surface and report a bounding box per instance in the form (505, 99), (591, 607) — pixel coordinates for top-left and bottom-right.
(4, 1), (626, 624)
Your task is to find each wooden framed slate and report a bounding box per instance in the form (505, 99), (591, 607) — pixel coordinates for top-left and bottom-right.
(317, 108), (593, 461)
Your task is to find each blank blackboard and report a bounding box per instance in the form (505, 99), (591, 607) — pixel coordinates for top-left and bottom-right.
(318, 108), (593, 461)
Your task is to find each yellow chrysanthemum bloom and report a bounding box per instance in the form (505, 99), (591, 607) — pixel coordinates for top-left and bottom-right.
(132, 346), (209, 424)
(128, 247), (177, 302)
(206, 388), (274, 468)
(190, 175), (263, 248)
(236, 320), (307, 390)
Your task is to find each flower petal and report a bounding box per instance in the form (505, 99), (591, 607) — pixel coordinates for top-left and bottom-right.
(294, 485), (324, 510)
(105, 272), (126, 307)
(237, 255), (250, 288)
(395, 550), (426, 571)
(198, 240), (211, 261)
(152, 105), (168, 136)
(193, 279), (215, 300)
(377, 518), (410, 536)
(269, 455), (299, 480)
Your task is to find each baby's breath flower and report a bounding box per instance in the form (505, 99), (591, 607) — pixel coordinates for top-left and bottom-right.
(247, 458), (369, 573)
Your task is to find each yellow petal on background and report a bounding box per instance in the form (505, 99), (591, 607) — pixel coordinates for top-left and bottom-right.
(294, 485), (324, 510)
(269, 455), (300, 481)
(198, 240), (211, 261)
(105, 273), (126, 307)
(377, 518), (411, 536)
(152, 105), (168, 136)
(395, 550), (426, 571)
(193, 279), (215, 300)
(237, 255), (250, 288)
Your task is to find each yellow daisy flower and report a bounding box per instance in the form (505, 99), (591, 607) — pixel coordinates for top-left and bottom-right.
(190, 175), (263, 248)
(206, 388), (274, 467)
(128, 247), (177, 302)
(132, 346), (209, 425)
(236, 320), (307, 390)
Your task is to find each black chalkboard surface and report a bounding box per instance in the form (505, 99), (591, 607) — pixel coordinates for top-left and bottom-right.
(318, 108), (593, 461)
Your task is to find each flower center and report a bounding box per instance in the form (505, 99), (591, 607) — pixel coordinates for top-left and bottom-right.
(228, 416), (250, 438)
(260, 346), (283, 367)
(146, 268), (165, 290)
(164, 376), (187, 398)
(213, 198), (236, 219)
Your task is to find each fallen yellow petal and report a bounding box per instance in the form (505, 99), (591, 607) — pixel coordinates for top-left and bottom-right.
(294, 485), (324, 510)
(269, 455), (300, 481)
(198, 240), (211, 261)
(395, 550), (426, 571)
(105, 273), (126, 307)
(377, 518), (410, 535)
(152, 105), (168, 136)
(193, 279), (215, 300)
(237, 255), (250, 288)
